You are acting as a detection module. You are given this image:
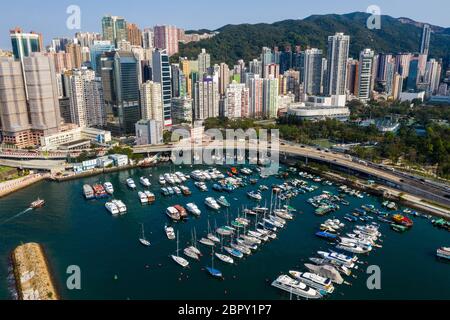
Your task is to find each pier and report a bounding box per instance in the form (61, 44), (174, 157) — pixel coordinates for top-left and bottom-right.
(12, 243), (58, 300)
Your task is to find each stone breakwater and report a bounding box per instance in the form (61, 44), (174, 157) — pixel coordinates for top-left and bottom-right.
(12, 243), (58, 300)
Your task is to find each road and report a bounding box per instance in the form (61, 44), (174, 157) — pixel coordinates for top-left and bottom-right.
(133, 140), (450, 208)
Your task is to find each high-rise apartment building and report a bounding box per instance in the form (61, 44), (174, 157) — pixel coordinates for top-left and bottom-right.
(194, 77), (219, 120)
(154, 25), (179, 56)
(127, 23), (142, 46)
(303, 48), (323, 96)
(152, 49), (173, 126)
(102, 15), (128, 47)
(357, 49), (375, 101)
(420, 24), (431, 56)
(325, 33), (350, 96)
(140, 81), (163, 123)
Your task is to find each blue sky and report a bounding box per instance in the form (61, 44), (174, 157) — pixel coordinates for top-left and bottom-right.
(1, 0), (449, 49)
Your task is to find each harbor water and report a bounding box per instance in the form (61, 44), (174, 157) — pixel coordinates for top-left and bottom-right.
(0, 165), (449, 300)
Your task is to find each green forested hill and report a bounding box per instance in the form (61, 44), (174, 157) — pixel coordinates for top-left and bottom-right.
(178, 12), (450, 66)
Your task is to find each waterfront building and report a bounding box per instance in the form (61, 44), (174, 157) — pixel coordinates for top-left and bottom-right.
(101, 51), (140, 135)
(140, 81), (163, 123)
(152, 49), (173, 126)
(325, 33), (350, 96)
(135, 119), (163, 146)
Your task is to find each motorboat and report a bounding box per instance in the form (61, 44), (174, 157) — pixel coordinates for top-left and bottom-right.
(216, 196), (231, 207)
(126, 178), (137, 189)
(30, 198), (45, 209)
(140, 177), (151, 187)
(165, 225), (176, 240)
(186, 203), (201, 217)
(289, 271), (335, 294)
(138, 191), (149, 204)
(271, 275), (322, 299)
(105, 202), (119, 216)
(205, 197), (221, 211)
(166, 207), (181, 221)
(195, 182), (208, 192)
(103, 182), (114, 195)
(247, 191), (262, 201)
(112, 200), (127, 214)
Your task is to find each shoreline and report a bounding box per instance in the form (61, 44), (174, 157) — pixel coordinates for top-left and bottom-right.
(11, 243), (59, 300)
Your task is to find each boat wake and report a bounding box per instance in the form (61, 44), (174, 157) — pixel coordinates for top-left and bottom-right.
(0, 208), (33, 226)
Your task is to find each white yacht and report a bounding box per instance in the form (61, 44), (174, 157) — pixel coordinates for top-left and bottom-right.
(289, 271), (335, 294)
(140, 177), (151, 187)
(271, 275), (322, 299)
(205, 197), (221, 211)
(186, 203), (201, 217)
(103, 182), (114, 195)
(138, 191), (149, 204)
(105, 202), (119, 216)
(126, 178), (136, 189)
(112, 200), (127, 214)
(165, 225), (176, 240)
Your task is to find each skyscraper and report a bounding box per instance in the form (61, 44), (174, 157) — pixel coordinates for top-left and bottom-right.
(102, 15), (128, 47)
(357, 49), (375, 101)
(142, 28), (154, 49)
(420, 24), (432, 56)
(22, 53), (61, 135)
(140, 81), (163, 123)
(325, 33), (350, 96)
(153, 25), (179, 56)
(152, 49), (172, 126)
(90, 41), (114, 76)
(219, 63), (230, 96)
(66, 68), (105, 128)
(262, 76), (279, 118)
(101, 51), (140, 134)
(303, 48), (323, 96)
(198, 49), (211, 77)
(225, 81), (249, 119)
(127, 23), (142, 46)
(194, 77), (219, 120)
(0, 57), (32, 147)
(10, 28), (42, 61)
